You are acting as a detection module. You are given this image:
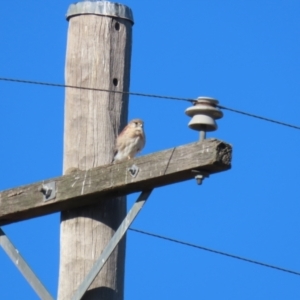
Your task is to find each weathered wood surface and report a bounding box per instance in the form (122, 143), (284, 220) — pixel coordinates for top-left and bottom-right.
(0, 139), (231, 227)
(58, 9), (133, 300)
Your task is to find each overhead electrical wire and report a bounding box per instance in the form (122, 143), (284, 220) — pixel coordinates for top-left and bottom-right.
(218, 105), (300, 130)
(1, 76), (299, 276)
(0, 77), (193, 103)
(1, 76), (300, 130)
(129, 227), (300, 277)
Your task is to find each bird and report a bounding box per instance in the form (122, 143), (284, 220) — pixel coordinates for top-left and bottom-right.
(112, 119), (146, 163)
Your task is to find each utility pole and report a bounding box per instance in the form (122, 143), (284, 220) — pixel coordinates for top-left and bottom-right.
(58, 1), (133, 299)
(0, 2), (233, 299)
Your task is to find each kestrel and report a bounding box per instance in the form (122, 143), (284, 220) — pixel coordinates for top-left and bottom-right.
(112, 119), (146, 163)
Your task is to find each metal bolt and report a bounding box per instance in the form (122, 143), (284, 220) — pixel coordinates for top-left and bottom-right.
(192, 170), (210, 185)
(39, 182), (56, 201)
(200, 130), (206, 141)
(195, 174), (204, 185)
(39, 185), (52, 198)
(128, 164), (139, 178)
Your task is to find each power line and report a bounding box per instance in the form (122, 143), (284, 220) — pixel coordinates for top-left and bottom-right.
(0, 77), (193, 103)
(1, 76), (300, 131)
(219, 105), (300, 130)
(129, 227), (300, 277)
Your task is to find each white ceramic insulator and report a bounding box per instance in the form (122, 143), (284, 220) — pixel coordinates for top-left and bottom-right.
(185, 97), (223, 132)
(188, 114), (217, 131)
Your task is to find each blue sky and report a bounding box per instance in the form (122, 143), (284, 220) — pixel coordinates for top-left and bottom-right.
(1, 1), (300, 299)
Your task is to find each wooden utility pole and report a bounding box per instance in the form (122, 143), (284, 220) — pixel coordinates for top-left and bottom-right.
(0, 3), (233, 300)
(57, 2), (133, 299)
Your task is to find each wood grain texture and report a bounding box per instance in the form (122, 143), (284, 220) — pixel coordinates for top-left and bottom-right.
(0, 139), (231, 226)
(58, 13), (132, 300)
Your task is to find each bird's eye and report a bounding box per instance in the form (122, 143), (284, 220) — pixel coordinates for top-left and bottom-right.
(134, 122), (138, 125)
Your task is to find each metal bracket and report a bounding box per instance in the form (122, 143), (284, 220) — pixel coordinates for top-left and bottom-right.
(39, 182), (56, 201)
(71, 189), (153, 300)
(191, 170), (210, 185)
(128, 164), (139, 178)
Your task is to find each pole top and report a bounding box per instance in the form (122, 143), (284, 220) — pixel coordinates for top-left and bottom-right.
(66, 1), (134, 24)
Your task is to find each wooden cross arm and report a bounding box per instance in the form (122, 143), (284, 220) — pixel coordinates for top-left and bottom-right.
(0, 138), (232, 226)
